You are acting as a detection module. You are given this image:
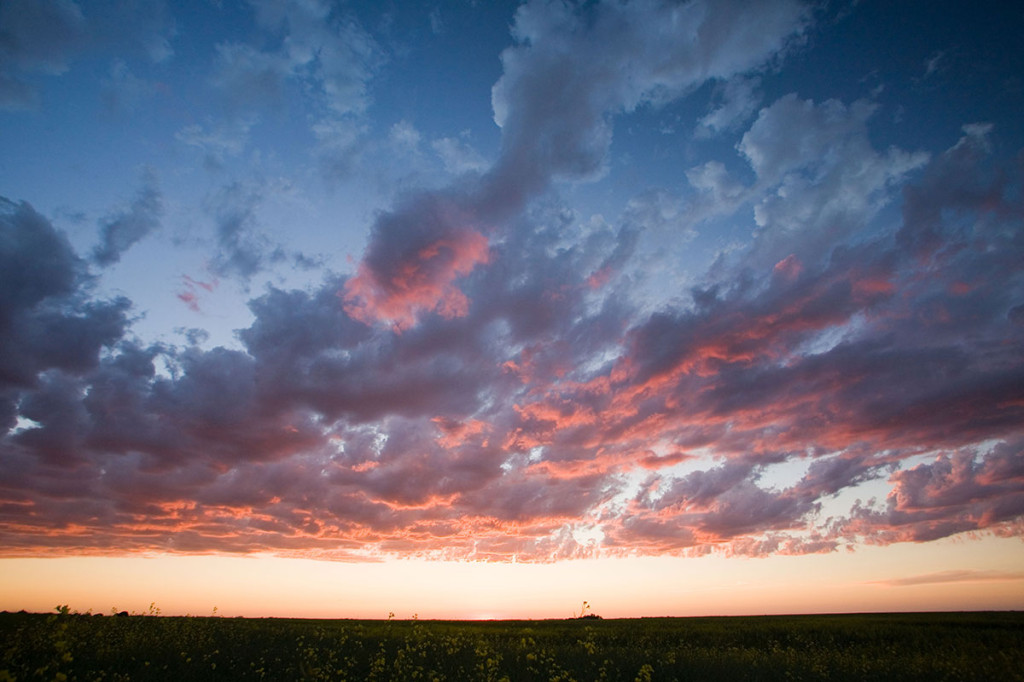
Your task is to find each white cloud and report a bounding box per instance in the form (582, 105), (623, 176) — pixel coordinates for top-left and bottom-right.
(686, 161), (746, 205)
(389, 120), (422, 154)
(176, 116), (257, 166)
(432, 134), (488, 175)
(737, 93), (930, 268)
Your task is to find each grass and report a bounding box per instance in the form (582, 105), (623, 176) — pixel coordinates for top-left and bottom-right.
(1, 609), (1022, 680)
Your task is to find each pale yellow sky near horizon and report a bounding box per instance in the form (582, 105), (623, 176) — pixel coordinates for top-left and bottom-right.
(3, 535), (1022, 620)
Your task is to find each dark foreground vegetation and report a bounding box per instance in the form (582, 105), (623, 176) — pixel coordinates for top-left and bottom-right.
(2, 609), (1021, 681)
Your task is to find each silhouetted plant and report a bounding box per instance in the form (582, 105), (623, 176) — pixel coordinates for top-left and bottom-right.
(572, 600), (602, 619)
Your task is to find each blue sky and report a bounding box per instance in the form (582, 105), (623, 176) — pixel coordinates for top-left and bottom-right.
(1, 0), (1023, 617)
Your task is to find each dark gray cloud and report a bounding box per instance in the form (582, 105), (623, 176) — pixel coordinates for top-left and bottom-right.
(0, 198), (129, 391)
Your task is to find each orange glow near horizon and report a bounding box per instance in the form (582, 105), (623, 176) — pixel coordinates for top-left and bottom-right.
(3, 536), (1022, 620)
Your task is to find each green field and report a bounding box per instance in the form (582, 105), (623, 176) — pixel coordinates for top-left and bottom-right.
(2, 610), (1021, 681)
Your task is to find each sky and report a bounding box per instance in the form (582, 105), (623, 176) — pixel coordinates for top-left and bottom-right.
(1, 0), (1023, 620)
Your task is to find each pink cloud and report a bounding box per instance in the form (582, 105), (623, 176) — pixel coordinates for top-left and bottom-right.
(343, 227), (489, 330)
(341, 194), (491, 331)
(177, 275), (219, 312)
(773, 253), (803, 280)
(177, 290), (200, 312)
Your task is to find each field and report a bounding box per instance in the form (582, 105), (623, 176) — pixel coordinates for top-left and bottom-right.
(2, 610), (1022, 681)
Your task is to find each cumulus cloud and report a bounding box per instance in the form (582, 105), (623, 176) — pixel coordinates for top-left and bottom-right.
(1, 197), (130, 422)
(835, 441), (1024, 545)
(729, 94), (931, 274)
(342, 194), (492, 330)
(484, 0), (808, 208)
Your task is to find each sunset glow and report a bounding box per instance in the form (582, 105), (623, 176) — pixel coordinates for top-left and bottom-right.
(1, 0), (1023, 619)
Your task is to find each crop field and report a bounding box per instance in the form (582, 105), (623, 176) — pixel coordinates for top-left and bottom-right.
(1, 609), (1021, 681)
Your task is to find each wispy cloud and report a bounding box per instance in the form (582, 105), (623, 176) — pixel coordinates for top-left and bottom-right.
(868, 570), (1024, 587)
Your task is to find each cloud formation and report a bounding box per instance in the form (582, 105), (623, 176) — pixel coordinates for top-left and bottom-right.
(0, 0), (87, 109)
(0, 0), (175, 109)
(92, 171), (162, 266)
(868, 569), (1024, 587)
(1, 0), (1022, 564)
(348, 0), (810, 331)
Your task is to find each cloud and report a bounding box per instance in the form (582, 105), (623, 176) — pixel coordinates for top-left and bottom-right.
(835, 441), (1024, 545)
(171, 0), (384, 187)
(0, 198), (129, 388)
(92, 170), (163, 266)
(428, 7), (444, 35)
(432, 134), (489, 175)
(210, 42), (293, 111)
(0, 0), (175, 110)
(496, 120), (1024, 556)
(209, 0), (382, 151)
(389, 120), (422, 154)
(177, 276), (218, 313)
(0, 198), (80, 320)
(484, 0), (808, 210)
(923, 50), (945, 79)
(1, 198), (131, 455)
(0, 0), (87, 109)
(342, 194), (491, 330)
(311, 117), (370, 180)
(176, 117), (257, 169)
(738, 95), (929, 251)
(350, 0), (810, 329)
(99, 59), (154, 114)
(256, 0), (381, 118)
(200, 179), (309, 282)
(868, 570), (1024, 587)
(89, 0), (176, 64)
